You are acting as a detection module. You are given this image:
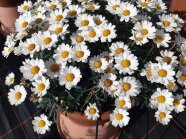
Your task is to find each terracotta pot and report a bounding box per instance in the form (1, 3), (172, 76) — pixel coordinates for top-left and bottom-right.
(170, 0), (186, 32)
(57, 111), (121, 139)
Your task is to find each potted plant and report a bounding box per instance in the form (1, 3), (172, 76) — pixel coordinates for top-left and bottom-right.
(3, 0), (186, 139)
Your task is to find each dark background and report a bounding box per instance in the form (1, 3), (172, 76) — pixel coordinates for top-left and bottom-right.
(0, 0), (186, 139)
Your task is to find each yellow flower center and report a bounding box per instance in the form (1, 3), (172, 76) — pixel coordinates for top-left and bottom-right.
(104, 67), (112, 73)
(181, 60), (186, 67)
(112, 5), (119, 10)
(116, 48), (124, 54)
(55, 27), (63, 34)
(28, 44), (36, 51)
(50, 64), (60, 73)
(76, 51), (84, 58)
(163, 20), (170, 27)
(102, 29), (111, 36)
(89, 31), (96, 38)
(141, 2), (148, 7)
(15, 92), (22, 100)
(37, 83), (46, 91)
(43, 37), (52, 45)
(23, 5), (28, 11)
(155, 35), (163, 43)
(94, 19), (102, 25)
(81, 20), (89, 26)
(119, 100), (126, 107)
(104, 79), (113, 87)
(135, 36), (143, 41)
(35, 18), (42, 24)
(21, 22), (28, 28)
(9, 77), (14, 83)
(89, 108), (96, 114)
(163, 56), (172, 64)
(50, 4), (56, 10)
(66, 73), (75, 82)
(147, 69), (152, 76)
(159, 112), (166, 119)
(55, 15), (63, 21)
(123, 10), (130, 16)
(116, 113), (123, 120)
(31, 66), (40, 74)
(76, 35), (84, 43)
(121, 59), (131, 68)
(38, 120), (46, 128)
(88, 5), (95, 11)
(141, 29), (149, 35)
(173, 99), (180, 106)
(167, 82), (174, 89)
(61, 1), (67, 6)
(158, 69), (167, 77)
(69, 10), (77, 16)
(180, 75), (186, 81)
(94, 61), (102, 68)
(61, 51), (69, 58)
(123, 83), (131, 91)
(156, 4), (161, 10)
(157, 95), (166, 103)
(8, 48), (13, 53)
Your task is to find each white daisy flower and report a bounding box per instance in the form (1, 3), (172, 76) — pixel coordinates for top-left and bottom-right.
(67, 5), (83, 18)
(153, 63), (175, 84)
(17, 0), (32, 13)
(118, 76), (141, 97)
(106, 0), (121, 14)
(132, 14), (151, 24)
(99, 23), (117, 42)
(59, 0), (72, 8)
(133, 20), (156, 39)
(100, 51), (114, 64)
(153, 29), (171, 48)
(50, 9), (68, 23)
(180, 56), (186, 71)
(8, 85), (27, 106)
(45, 59), (62, 79)
(155, 108), (172, 125)
(176, 71), (186, 87)
(153, 0), (167, 13)
(49, 23), (69, 37)
(109, 42), (130, 57)
(36, 31), (58, 50)
(59, 66), (82, 90)
(117, 2), (138, 22)
(85, 2), (100, 11)
(171, 14), (184, 32)
(84, 103), (99, 120)
(32, 76), (50, 97)
(180, 43), (186, 56)
(137, 0), (154, 12)
(140, 62), (158, 83)
(20, 59), (47, 81)
(130, 31), (149, 45)
(172, 94), (185, 113)
(110, 108), (130, 128)
(75, 14), (94, 30)
(5, 73), (15, 86)
(21, 37), (40, 57)
(99, 73), (119, 93)
(115, 96), (131, 110)
(156, 50), (178, 67)
(89, 56), (108, 73)
(114, 52), (139, 75)
(15, 31), (28, 40)
(15, 13), (32, 32)
(82, 27), (101, 42)
(2, 46), (14, 58)
(72, 45), (90, 63)
(150, 88), (173, 109)
(174, 34), (186, 46)
(53, 44), (73, 65)
(71, 31), (86, 45)
(157, 14), (177, 32)
(45, 0), (61, 11)
(165, 80), (178, 92)
(32, 114), (52, 134)
(93, 15), (107, 26)
(31, 13), (46, 28)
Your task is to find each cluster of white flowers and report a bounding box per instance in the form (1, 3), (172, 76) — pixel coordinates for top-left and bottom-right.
(3, 0), (186, 134)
